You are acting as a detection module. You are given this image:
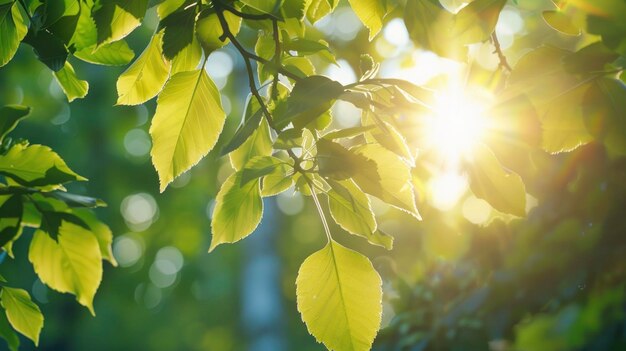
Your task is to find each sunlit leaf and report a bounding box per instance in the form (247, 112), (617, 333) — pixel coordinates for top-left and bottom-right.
(542, 10), (581, 36)
(171, 35), (202, 74)
(150, 69), (226, 191)
(196, 9), (241, 53)
(160, 5), (196, 60)
(230, 119), (273, 171)
(327, 179), (393, 249)
(29, 222), (103, 314)
(74, 40), (135, 66)
(306, 0), (337, 23)
(583, 78), (626, 155)
(71, 209), (117, 266)
(0, 144), (85, 190)
(348, 0), (386, 40)
(296, 240), (382, 351)
(467, 144), (526, 217)
(209, 172), (263, 252)
(0, 2), (28, 67)
(116, 31), (171, 105)
(93, 0), (148, 45)
(261, 162), (294, 197)
(352, 144), (421, 219)
(1, 287), (43, 346)
(53, 62), (89, 102)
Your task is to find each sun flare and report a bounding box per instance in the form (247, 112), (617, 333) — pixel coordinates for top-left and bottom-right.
(423, 87), (491, 165)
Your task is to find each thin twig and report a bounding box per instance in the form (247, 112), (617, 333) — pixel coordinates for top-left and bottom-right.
(216, 0), (279, 20)
(491, 32), (512, 72)
(271, 19), (281, 101)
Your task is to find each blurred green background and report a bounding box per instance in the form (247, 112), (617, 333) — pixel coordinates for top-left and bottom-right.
(1, 1), (626, 350)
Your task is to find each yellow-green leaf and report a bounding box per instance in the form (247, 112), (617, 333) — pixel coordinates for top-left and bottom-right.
(307, 0), (337, 23)
(0, 2), (27, 67)
(150, 69), (226, 191)
(229, 119), (273, 171)
(0, 144), (86, 190)
(454, 0), (506, 44)
(28, 222), (103, 315)
(327, 180), (392, 250)
(209, 172), (263, 252)
(542, 10), (581, 36)
(171, 35), (202, 74)
(53, 62), (89, 102)
(348, 0), (386, 40)
(296, 240), (382, 351)
(1, 287), (43, 346)
(468, 144), (526, 217)
(116, 32), (170, 105)
(93, 0), (147, 46)
(352, 144), (421, 219)
(72, 209), (117, 267)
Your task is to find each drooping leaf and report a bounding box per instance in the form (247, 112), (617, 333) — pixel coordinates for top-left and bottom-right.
(352, 144), (421, 219)
(316, 139), (375, 180)
(209, 171), (263, 252)
(404, 0), (466, 60)
(229, 119), (273, 171)
(195, 9), (241, 53)
(453, 0), (506, 44)
(261, 161), (294, 197)
(467, 144), (526, 217)
(274, 76), (344, 130)
(0, 105), (30, 143)
(116, 32), (170, 105)
(93, 0), (148, 45)
(327, 180), (392, 249)
(0, 2), (28, 67)
(296, 240), (382, 351)
(150, 69), (226, 191)
(0, 144), (86, 189)
(240, 156), (283, 186)
(0, 287), (43, 346)
(347, 0), (386, 40)
(74, 40), (135, 66)
(221, 96), (264, 157)
(53, 62), (89, 102)
(29, 222), (103, 315)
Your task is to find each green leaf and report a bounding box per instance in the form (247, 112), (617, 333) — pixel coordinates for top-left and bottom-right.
(195, 9), (241, 53)
(0, 195), (22, 248)
(0, 105), (30, 143)
(240, 156), (283, 186)
(240, 0), (281, 15)
(306, 0), (337, 23)
(43, 0), (80, 27)
(22, 28), (69, 71)
(352, 144), (421, 219)
(29, 222), (103, 314)
(93, 0), (148, 46)
(281, 0), (310, 19)
(71, 209), (117, 266)
(327, 180), (392, 249)
(467, 144), (526, 217)
(221, 96), (264, 157)
(261, 161), (293, 197)
(53, 62), (89, 102)
(150, 69), (226, 191)
(542, 10), (581, 36)
(583, 78), (626, 156)
(45, 191), (106, 208)
(229, 119), (273, 171)
(0, 311), (19, 351)
(296, 240), (382, 351)
(317, 139), (375, 180)
(74, 40), (135, 66)
(348, 0), (386, 40)
(274, 76), (344, 130)
(0, 2), (28, 67)
(160, 5), (196, 60)
(0, 287), (43, 346)
(453, 0), (506, 44)
(284, 38), (330, 55)
(116, 31), (171, 105)
(323, 125), (376, 140)
(404, 0), (466, 60)
(171, 35), (202, 74)
(157, 0), (185, 19)
(70, 0), (97, 51)
(209, 171), (263, 252)
(563, 42), (620, 74)
(0, 143), (86, 189)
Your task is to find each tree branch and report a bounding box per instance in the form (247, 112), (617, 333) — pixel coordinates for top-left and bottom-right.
(491, 32), (512, 72)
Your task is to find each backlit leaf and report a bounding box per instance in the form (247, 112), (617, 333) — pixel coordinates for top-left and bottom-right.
(296, 240), (382, 351)
(0, 105), (30, 143)
(454, 0), (506, 44)
(209, 172), (263, 252)
(1, 287), (43, 346)
(53, 62), (89, 102)
(150, 69), (226, 191)
(348, 0), (386, 40)
(0, 2), (27, 67)
(93, 0), (148, 45)
(229, 119), (273, 171)
(116, 32), (171, 105)
(74, 40), (135, 66)
(29, 222), (103, 314)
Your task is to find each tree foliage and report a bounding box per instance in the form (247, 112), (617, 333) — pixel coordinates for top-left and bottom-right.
(0, 0), (625, 350)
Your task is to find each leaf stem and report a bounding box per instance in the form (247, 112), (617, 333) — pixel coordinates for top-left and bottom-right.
(271, 19), (281, 101)
(306, 177), (333, 243)
(491, 32), (512, 72)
